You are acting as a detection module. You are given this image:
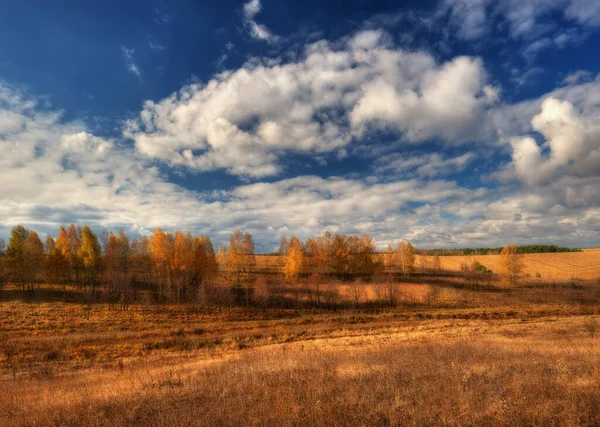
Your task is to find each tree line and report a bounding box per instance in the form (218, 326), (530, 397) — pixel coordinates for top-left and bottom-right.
(422, 245), (581, 256)
(0, 225), (425, 305)
(0, 224), (530, 308)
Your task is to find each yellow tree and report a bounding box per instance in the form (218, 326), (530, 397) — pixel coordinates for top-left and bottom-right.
(395, 241), (415, 277)
(499, 245), (524, 287)
(104, 230), (132, 309)
(172, 232), (193, 303)
(189, 235), (219, 304)
(78, 226), (101, 296)
(5, 225), (29, 291)
(44, 235), (67, 288)
(357, 234), (376, 277)
(149, 228), (171, 302)
(227, 230), (255, 306)
(331, 233), (350, 278)
(130, 235), (153, 296)
(227, 230), (254, 283)
(23, 230), (43, 291)
(55, 226), (72, 283)
(284, 236), (305, 281)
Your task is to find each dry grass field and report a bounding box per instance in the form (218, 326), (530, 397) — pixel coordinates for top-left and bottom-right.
(428, 249), (600, 282)
(255, 250), (600, 282)
(1, 273), (600, 426)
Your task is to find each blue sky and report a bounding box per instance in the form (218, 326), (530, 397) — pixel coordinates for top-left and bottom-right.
(1, 0), (600, 251)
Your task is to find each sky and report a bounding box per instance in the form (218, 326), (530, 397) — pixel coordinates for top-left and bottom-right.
(1, 0), (600, 251)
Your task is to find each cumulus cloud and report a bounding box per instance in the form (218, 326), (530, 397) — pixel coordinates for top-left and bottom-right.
(125, 31), (497, 177)
(349, 55), (497, 141)
(2, 78), (599, 249)
(0, 81), (493, 249)
(509, 97), (600, 185)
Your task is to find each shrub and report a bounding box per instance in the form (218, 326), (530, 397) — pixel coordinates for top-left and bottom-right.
(471, 261), (491, 274)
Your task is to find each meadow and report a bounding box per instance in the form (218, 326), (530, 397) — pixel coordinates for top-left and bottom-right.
(1, 249), (600, 426)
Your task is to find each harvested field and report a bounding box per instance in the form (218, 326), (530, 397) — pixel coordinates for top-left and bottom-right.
(255, 250), (600, 282)
(425, 250), (600, 281)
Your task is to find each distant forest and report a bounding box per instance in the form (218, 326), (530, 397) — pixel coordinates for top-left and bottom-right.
(421, 245), (583, 256)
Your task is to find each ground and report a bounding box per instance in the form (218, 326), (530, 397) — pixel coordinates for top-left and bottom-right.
(1, 257), (600, 425)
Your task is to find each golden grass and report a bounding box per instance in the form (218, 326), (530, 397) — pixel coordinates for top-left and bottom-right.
(2, 315), (599, 426)
(423, 251), (600, 281)
(256, 250), (600, 282)
(1, 278), (600, 426)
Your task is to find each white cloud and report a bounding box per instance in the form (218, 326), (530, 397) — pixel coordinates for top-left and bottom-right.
(243, 0), (261, 19)
(562, 70), (593, 86)
(439, 0), (600, 58)
(2, 78), (599, 249)
(121, 47), (141, 78)
(0, 80), (494, 249)
(242, 0), (278, 43)
(441, 0), (600, 40)
(565, 0), (600, 27)
(125, 32), (497, 177)
(349, 55), (497, 142)
(374, 152), (474, 178)
(509, 97), (600, 185)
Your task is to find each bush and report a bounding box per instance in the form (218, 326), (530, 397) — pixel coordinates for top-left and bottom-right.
(536, 272), (541, 278)
(471, 261), (491, 274)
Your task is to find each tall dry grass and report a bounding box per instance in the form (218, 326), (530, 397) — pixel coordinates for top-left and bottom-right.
(1, 316), (599, 426)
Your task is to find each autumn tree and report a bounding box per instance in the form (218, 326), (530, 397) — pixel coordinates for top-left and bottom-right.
(226, 230), (255, 283)
(171, 232), (193, 303)
(284, 236), (305, 281)
(149, 228), (172, 303)
(191, 235), (219, 304)
(44, 234), (69, 293)
(395, 241), (415, 277)
(131, 235), (152, 293)
(55, 224), (83, 287)
(226, 230), (255, 305)
(23, 231), (43, 291)
(104, 230), (132, 309)
(5, 225), (29, 291)
(278, 236), (288, 256)
(78, 226), (101, 296)
(331, 233), (350, 279)
(357, 234), (376, 277)
(499, 245), (524, 287)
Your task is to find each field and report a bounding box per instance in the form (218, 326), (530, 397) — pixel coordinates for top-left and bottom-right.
(1, 250), (600, 426)
(430, 249), (600, 281)
(254, 250), (600, 282)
